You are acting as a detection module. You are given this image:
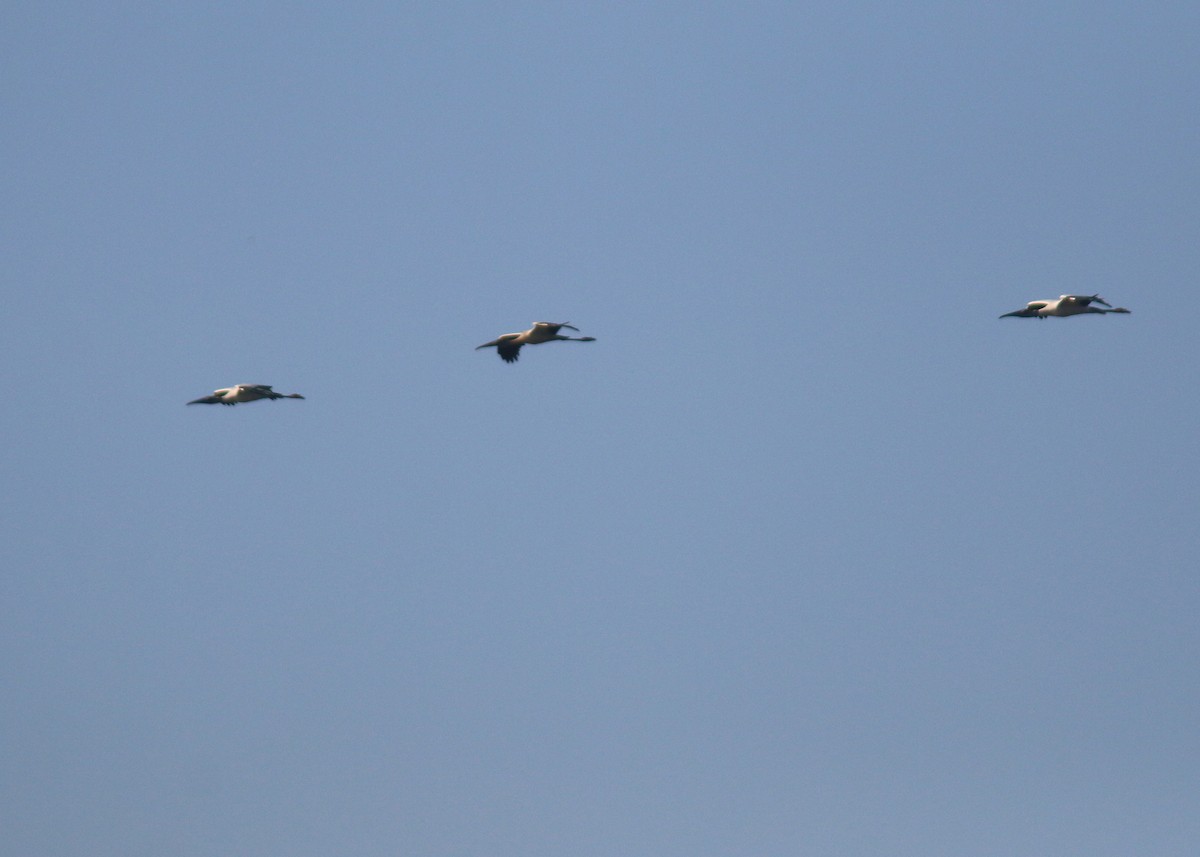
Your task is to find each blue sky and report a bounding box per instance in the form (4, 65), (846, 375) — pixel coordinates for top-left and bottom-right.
(2, 3), (1198, 855)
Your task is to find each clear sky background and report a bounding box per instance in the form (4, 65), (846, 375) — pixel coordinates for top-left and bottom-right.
(2, 3), (1198, 855)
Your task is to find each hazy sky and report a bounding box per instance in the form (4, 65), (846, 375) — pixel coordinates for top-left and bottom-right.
(3, 3), (1198, 855)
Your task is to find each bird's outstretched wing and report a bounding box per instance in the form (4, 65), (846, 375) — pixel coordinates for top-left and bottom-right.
(497, 342), (522, 363)
(1063, 294), (1111, 307)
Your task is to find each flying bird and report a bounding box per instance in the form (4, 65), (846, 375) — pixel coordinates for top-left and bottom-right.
(999, 294), (1131, 319)
(475, 322), (596, 363)
(187, 384), (306, 406)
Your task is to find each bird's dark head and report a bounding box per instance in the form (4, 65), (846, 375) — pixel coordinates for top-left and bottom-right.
(476, 333), (519, 350)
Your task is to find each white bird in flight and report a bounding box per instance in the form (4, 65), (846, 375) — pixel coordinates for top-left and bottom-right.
(187, 384), (306, 406)
(475, 322), (597, 363)
(999, 294), (1131, 319)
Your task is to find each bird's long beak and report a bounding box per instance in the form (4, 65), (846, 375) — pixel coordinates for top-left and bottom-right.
(476, 340), (500, 350)
(187, 396), (217, 405)
(998, 310), (1025, 318)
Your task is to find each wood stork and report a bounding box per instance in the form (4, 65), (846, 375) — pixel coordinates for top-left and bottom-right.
(475, 322), (596, 363)
(999, 294), (1131, 319)
(187, 384), (306, 406)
